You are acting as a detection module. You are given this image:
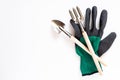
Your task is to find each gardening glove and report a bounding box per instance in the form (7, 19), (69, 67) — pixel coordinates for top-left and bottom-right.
(70, 6), (116, 76)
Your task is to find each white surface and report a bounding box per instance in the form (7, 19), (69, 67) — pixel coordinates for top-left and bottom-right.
(0, 0), (120, 80)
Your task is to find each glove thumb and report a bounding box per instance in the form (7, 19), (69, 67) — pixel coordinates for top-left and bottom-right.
(98, 32), (116, 56)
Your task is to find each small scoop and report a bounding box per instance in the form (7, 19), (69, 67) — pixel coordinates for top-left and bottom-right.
(51, 20), (72, 37)
(51, 20), (65, 34)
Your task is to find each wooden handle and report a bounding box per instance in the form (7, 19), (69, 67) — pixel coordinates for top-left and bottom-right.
(93, 53), (107, 66)
(91, 53), (103, 75)
(82, 31), (103, 75)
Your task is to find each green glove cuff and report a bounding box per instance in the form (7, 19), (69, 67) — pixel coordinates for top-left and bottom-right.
(75, 36), (101, 76)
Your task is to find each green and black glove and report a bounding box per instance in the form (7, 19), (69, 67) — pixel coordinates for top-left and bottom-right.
(70, 6), (116, 76)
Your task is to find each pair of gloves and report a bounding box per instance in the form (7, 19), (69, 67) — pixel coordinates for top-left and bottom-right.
(70, 6), (116, 76)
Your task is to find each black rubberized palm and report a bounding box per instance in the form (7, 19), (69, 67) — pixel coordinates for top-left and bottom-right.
(70, 6), (116, 57)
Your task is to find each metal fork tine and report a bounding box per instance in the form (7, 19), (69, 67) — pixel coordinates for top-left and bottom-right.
(69, 10), (75, 21)
(76, 6), (84, 21)
(72, 8), (79, 23)
(72, 7), (84, 31)
(69, 7), (84, 24)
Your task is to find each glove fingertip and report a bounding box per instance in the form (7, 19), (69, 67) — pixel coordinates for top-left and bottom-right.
(106, 32), (117, 42)
(111, 32), (117, 39)
(102, 9), (107, 15)
(70, 19), (76, 26)
(70, 19), (74, 23)
(92, 6), (97, 9)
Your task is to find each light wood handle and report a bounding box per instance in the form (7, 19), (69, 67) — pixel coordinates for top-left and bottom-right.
(93, 53), (107, 66)
(82, 31), (102, 75)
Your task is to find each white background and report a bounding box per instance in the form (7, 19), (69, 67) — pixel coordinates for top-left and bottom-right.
(0, 0), (120, 80)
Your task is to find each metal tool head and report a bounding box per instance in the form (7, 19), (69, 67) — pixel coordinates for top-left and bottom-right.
(76, 6), (84, 21)
(69, 6), (84, 22)
(51, 20), (65, 33)
(69, 6), (85, 31)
